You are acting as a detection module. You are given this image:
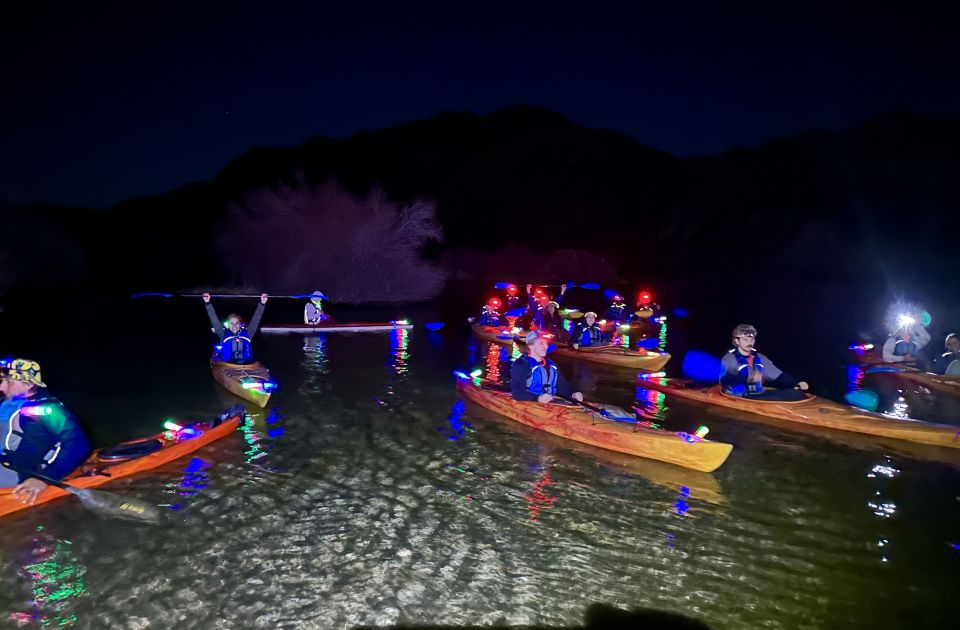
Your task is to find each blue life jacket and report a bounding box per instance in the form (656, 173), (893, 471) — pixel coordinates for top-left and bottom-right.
(577, 323), (603, 347)
(605, 303), (626, 321)
(217, 328), (253, 363)
(0, 396), (66, 485)
(525, 356), (559, 396)
(478, 310), (503, 327)
(731, 349), (765, 394)
(892, 334), (918, 357)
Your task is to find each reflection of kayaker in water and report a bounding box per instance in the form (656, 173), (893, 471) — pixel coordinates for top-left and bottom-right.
(881, 317), (931, 367)
(511, 330), (584, 404)
(0, 359), (90, 505)
(303, 290), (330, 324)
(204, 292), (268, 364)
(720, 324), (810, 402)
(932, 333), (960, 375)
(572, 312), (607, 350)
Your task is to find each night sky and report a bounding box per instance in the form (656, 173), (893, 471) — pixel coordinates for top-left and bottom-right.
(2, 0), (957, 208)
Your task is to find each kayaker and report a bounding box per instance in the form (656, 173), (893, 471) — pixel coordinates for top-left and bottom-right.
(720, 324), (809, 401)
(572, 312), (607, 350)
(511, 330), (583, 403)
(504, 284), (522, 311)
(881, 318), (931, 366)
(204, 292), (268, 365)
(604, 294), (628, 321)
(932, 333), (960, 375)
(0, 358), (91, 505)
(476, 299), (508, 327)
(303, 291), (330, 325)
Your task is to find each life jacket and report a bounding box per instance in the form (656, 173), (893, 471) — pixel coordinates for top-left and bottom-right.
(0, 396), (66, 472)
(304, 303), (327, 324)
(605, 303), (626, 320)
(478, 309), (503, 327)
(217, 328), (253, 363)
(578, 323), (603, 346)
(730, 348), (765, 394)
(892, 334), (918, 357)
(524, 356), (559, 396)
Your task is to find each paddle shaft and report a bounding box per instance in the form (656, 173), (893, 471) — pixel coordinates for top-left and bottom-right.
(132, 293), (320, 299)
(2, 464), (79, 494)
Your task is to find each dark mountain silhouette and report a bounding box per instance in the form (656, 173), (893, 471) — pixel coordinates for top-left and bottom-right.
(1, 106), (957, 303)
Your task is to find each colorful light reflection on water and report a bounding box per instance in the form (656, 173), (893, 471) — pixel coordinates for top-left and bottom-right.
(9, 527), (87, 627)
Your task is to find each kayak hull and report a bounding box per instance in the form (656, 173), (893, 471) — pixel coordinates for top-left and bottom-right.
(211, 360), (272, 408)
(637, 379), (960, 449)
(890, 368), (960, 396)
(0, 413), (241, 518)
(506, 327), (671, 370)
(456, 378), (732, 472)
(550, 344), (671, 371)
(261, 322), (413, 334)
(471, 324), (517, 345)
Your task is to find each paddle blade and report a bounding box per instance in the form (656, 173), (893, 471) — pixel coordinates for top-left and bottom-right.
(493, 282), (514, 289)
(845, 389), (879, 412)
(73, 487), (162, 524)
(578, 283), (601, 290)
(130, 292), (174, 299)
(505, 307), (526, 318)
(681, 350), (723, 383)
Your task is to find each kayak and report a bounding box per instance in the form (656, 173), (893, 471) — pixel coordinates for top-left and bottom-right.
(550, 344), (671, 371)
(455, 378), (733, 472)
(471, 324), (516, 345)
(0, 409), (242, 519)
(211, 360), (273, 408)
(261, 320), (413, 334)
(511, 328), (671, 370)
(636, 378), (960, 449)
(870, 366), (960, 396)
(465, 401), (726, 506)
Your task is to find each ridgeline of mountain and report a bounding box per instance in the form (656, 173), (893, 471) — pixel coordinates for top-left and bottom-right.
(2, 106), (958, 297)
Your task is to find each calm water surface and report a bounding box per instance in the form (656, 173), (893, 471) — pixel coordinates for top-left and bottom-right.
(0, 301), (958, 629)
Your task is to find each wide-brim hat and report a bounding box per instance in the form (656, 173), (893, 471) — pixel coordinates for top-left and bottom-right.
(0, 358), (47, 387)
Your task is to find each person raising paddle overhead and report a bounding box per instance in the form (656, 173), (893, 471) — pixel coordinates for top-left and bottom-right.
(204, 292), (268, 365)
(511, 330), (583, 403)
(0, 358), (91, 505)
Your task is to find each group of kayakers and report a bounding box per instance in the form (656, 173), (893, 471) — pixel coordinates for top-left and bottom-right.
(5, 282), (957, 508)
(2, 290), (333, 506)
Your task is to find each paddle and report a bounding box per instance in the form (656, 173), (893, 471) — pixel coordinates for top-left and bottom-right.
(555, 395), (636, 422)
(493, 282), (601, 290)
(131, 292), (323, 299)
(2, 462), (162, 524)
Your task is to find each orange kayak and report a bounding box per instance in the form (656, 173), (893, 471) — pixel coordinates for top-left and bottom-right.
(1, 410), (241, 518)
(870, 366), (960, 396)
(549, 344), (671, 371)
(637, 378), (960, 449)
(471, 324), (516, 345)
(456, 378), (732, 472)
(211, 360), (273, 408)
(508, 328), (671, 371)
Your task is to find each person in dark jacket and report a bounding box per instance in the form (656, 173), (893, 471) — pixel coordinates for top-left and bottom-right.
(719, 324), (809, 401)
(204, 292), (268, 364)
(932, 333), (960, 375)
(511, 330), (583, 403)
(0, 358), (91, 504)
